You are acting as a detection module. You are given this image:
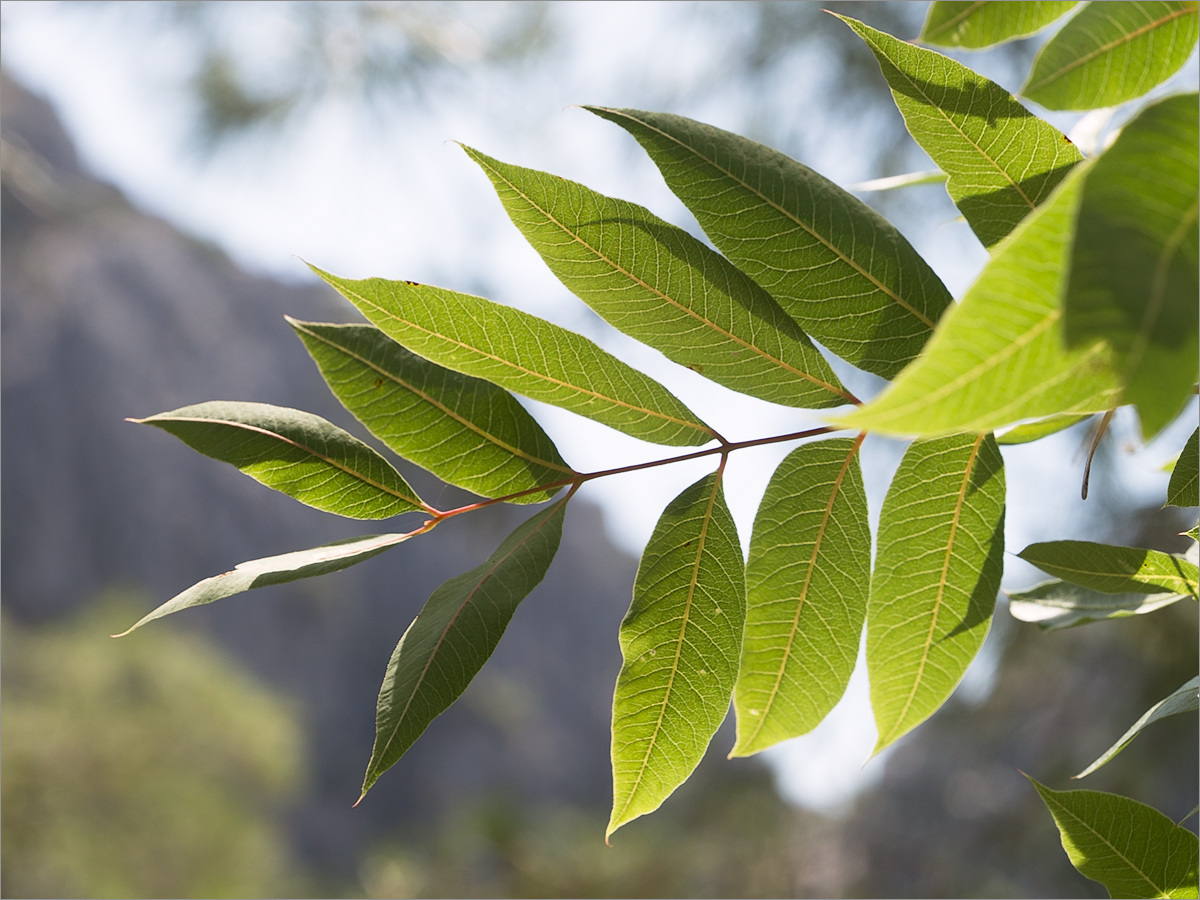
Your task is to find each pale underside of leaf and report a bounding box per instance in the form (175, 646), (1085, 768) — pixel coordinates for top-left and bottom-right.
(1007, 579), (1188, 631)
(1076, 675), (1200, 778)
(920, 1), (1079, 49)
(996, 413), (1091, 445)
(1017, 540), (1200, 598)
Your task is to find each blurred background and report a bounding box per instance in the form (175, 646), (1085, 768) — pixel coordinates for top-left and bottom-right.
(2, 2), (1196, 896)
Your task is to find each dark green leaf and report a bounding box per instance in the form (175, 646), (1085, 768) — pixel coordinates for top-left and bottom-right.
(1168, 428), (1199, 507)
(921, 1), (1078, 49)
(1008, 579), (1188, 630)
(1077, 676), (1200, 778)
(135, 401), (427, 518)
(1018, 540), (1200, 597)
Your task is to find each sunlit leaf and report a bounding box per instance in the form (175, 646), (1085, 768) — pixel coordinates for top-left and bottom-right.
(1023, 1), (1200, 110)
(461, 146), (854, 409)
(921, 1), (1078, 49)
(1029, 776), (1200, 899)
(608, 470), (745, 839)
(839, 14), (1083, 248)
(587, 106), (952, 380)
(113, 532), (420, 637)
(290, 319), (574, 503)
(847, 169), (947, 191)
(731, 436), (870, 757)
(1064, 94), (1199, 440)
(1168, 428), (1199, 507)
(1008, 579), (1188, 630)
(868, 433), (1006, 754)
(135, 401), (427, 518)
(310, 265), (716, 448)
(1077, 676), (1200, 778)
(996, 413), (1091, 445)
(360, 498), (568, 799)
(837, 165), (1120, 437)
(1018, 540), (1200, 598)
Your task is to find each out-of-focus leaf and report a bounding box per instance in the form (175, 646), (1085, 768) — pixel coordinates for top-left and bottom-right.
(290, 319), (574, 503)
(847, 169), (947, 191)
(1077, 676), (1200, 778)
(586, 107), (952, 380)
(360, 498), (567, 799)
(1168, 428), (1199, 507)
(608, 471), (745, 840)
(1064, 94), (1199, 440)
(135, 401), (427, 518)
(114, 532), (420, 637)
(310, 266), (716, 447)
(731, 437), (870, 757)
(839, 14), (1083, 248)
(921, 1), (1078, 49)
(1008, 579), (1188, 630)
(462, 146), (854, 409)
(1023, 1), (1200, 110)
(1029, 777), (1200, 898)
(838, 167), (1120, 437)
(868, 433), (1006, 754)
(1018, 540), (1200, 597)
(996, 414), (1091, 445)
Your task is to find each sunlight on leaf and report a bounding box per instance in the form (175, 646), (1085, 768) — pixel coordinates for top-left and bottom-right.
(1168, 428), (1199, 507)
(921, 1), (1078, 49)
(1018, 540), (1200, 598)
(1008, 579), (1188, 631)
(1076, 676), (1199, 778)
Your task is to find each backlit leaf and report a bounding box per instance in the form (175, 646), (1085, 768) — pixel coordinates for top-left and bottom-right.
(608, 470), (746, 839)
(360, 498), (568, 799)
(996, 413), (1091, 445)
(587, 106), (952, 380)
(1077, 676), (1200, 778)
(462, 146), (854, 408)
(921, 1), (1078, 49)
(1030, 777), (1200, 898)
(868, 433), (1006, 753)
(1168, 428), (1199, 507)
(1008, 579), (1188, 631)
(1023, 1), (1200, 110)
(1018, 540), (1200, 597)
(840, 14), (1083, 247)
(731, 436), (870, 756)
(310, 266), (716, 447)
(135, 401), (427, 518)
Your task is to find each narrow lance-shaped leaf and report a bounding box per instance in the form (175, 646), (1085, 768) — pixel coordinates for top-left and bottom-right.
(997, 413), (1091, 445)
(586, 107), (952, 380)
(1077, 676), (1200, 779)
(920, 1), (1079, 49)
(839, 14), (1083, 248)
(1029, 776), (1200, 899)
(732, 436), (870, 757)
(1023, 1), (1200, 110)
(135, 401), (428, 519)
(1008, 579), (1188, 631)
(838, 164), (1121, 437)
(608, 469), (746, 840)
(114, 532), (421, 637)
(360, 497), (568, 800)
(1167, 428), (1199, 508)
(290, 319), (575, 504)
(868, 433), (1006, 754)
(461, 145), (854, 409)
(1064, 94), (1200, 440)
(310, 266), (716, 448)
(1018, 540), (1200, 598)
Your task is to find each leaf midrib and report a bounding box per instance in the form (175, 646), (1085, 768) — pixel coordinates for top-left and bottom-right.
(1045, 793), (1172, 897)
(924, 1), (988, 43)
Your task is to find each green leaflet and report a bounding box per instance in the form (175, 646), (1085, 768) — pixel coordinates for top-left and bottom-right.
(1168, 428), (1199, 507)
(1076, 675), (1199, 778)
(838, 164), (1121, 437)
(732, 436), (870, 757)
(360, 498), (568, 800)
(1029, 777), (1200, 899)
(608, 470), (745, 840)
(462, 146), (854, 409)
(1023, 1), (1200, 110)
(1017, 540), (1200, 597)
(868, 433), (1006, 754)
(114, 532), (419, 637)
(310, 265), (716, 448)
(996, 413), (1090, 445)
(840, 14), (1083, 248)
(1008, 579), (1188, 631)
(135, 401), (427, 519)
(290, 319), (574, 503)
(1064, 94), (1200, 440)
(586, 107), (952, 381)
(921, 1), (1078, 49)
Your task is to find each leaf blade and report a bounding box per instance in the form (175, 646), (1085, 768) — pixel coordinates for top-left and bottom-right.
(1008, 579), (1188, 631)
(1167, 428), (1199, 508)
(1077, 676), (1200, 778)
(1017, 540), (1200, 597)
(920, 1), (1079, 49)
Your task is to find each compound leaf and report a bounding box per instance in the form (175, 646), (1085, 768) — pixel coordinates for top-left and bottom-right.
(1077, 676), (1200, 778)
(1168, 428), (1199, 507)
(608, 470), (746, 839)
(732, 436), (870, 757)
(1018, 540), (1200, 597)
(840, 14), (1083, 248)
(135, 401), (427, 518)
(1030, 777), (1200, 899)
(921, 1), (1078, 49)
(462, 146), (854, 409)
(1008, 579), (1188, 631)
(361, 498), (568, 799)
(1023, 1), (1200, 110)
(586, 106), (952, 380)
(868, 433), (1006, 754)
(311, 266), (716, 448)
